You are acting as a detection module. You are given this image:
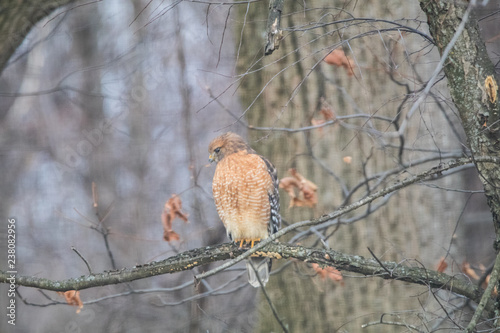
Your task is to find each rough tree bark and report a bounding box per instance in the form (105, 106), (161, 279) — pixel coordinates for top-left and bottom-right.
(420, 0), (500, 248)
(236, 0), (467, 331)
(420, 0), (500, 330)
(0, 0), (78, 74)
(0, 241), (488, 308)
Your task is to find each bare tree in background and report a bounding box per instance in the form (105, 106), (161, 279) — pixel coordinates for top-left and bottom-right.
(1, 1), (500, 332)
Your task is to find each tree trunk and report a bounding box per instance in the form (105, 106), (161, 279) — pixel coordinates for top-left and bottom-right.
(236, 0), (467, 331)
(0, 0), (78, 74)
(420, 0), (500, 249)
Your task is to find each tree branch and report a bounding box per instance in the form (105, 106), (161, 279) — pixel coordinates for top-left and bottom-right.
(0, 242), (491, 313)
(466, 249), (500, 332)
(1, 157), (498, 315)
(194, 156), (498, 281)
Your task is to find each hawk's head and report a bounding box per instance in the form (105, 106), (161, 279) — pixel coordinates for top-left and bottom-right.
(208, 132), (255, 163)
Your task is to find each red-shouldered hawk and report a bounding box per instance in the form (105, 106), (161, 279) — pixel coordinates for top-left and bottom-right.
(208, 132), (281, 287)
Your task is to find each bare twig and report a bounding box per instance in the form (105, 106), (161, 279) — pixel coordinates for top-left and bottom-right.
(71, 246), (93, 275)
(367, 247), (392, 276)
(248, 261), (289, 333)
(361, 319), (424, 332)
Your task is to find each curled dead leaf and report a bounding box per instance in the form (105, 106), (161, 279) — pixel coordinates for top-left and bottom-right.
(279, 169), (318, 208)
(311, 263), (343, 284)
(311, 118), (326, 128)
(343, 156), (352, 164)
(58, 290), (83, 313)
(461, 261), (480, 280)
(161, 194), (189, 242)
(311, 104), (336, 133)
(436, 257), (448, 273)
(324, 48), (356, 76)
(319, 106), (335, 121)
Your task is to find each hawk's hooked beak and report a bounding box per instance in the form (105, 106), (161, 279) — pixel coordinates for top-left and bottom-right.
(209, 154), (215, 163)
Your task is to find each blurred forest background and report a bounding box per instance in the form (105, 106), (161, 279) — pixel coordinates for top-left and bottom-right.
(1, 0), (500, 332)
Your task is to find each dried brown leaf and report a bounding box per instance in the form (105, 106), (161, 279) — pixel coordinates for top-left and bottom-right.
(342, 156), (352, 164)
(279, 169), (318, 208)
(461, 261), (480, 280)
(324, 49), (346, 67)
(311, 118), (326, 128)
(324, 48), (356, 76)
(279, 177), (300, 202)
(319, 106), (335, 121)
(161, 194), (189, 242)
(312, 263), (343, 283)
(311, 104), (336, 133)
(58, 290), (83, 313)
(436, 257), (448, 273)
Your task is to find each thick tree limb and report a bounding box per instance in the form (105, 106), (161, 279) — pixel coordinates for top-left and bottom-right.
(420, 0), (500, 329)
(194, 157), (498, 281)
(1, 157), (498, 315)
(420, 0), (500, 247)
(0, 242), (489, 311)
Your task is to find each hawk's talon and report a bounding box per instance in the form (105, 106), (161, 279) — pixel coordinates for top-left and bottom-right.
(236, 238), (261, 249)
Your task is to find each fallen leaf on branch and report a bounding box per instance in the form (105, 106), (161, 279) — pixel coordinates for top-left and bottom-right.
(436, 257), (448, 273)
(58, 290), (83, 313)
(311, 263), (343, 283)
(324, 48), (356, 76)
(161, 194), (189, 242)
(279, 169), (318, 208)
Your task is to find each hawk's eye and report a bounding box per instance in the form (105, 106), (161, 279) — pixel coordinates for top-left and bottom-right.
(214, 147), (221, 153)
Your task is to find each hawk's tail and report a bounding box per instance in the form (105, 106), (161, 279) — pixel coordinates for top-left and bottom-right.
(246, 257), (271, 288)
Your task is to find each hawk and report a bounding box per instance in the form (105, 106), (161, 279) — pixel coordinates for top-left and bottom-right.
(208, 132), (281, 287)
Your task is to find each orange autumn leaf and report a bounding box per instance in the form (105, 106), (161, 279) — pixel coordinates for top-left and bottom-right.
(312, 263), (343, 283)
(436, 257), (448, 273)
(279, 169), (318, 208)
(342, 156), (352, 164)
(324, 48), (356, 76)
(460, 262), (496, 294)
(161, 194), (189, 242)
(58, 290), (83, 313)
(319, 106), (335, 121)
(461, 261), (480, 280)
(311, 104), (336, 133)
(279, 176), (301, 203)
(311, 118), (326, 127)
